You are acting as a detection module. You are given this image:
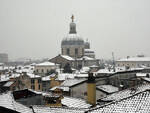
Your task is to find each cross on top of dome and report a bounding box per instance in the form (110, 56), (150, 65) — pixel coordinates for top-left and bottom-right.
(69, 15), (76, 34)
(71, 15), (74, 22)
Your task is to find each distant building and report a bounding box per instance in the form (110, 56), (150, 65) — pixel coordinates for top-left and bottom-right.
(0, 53), (8, 63)
(61, 15), (96, 59)
(34, 61), (58, 76)
(116, 55), (150, 68)
(19, 73), (42, 91)
(50, 15), (99, 69)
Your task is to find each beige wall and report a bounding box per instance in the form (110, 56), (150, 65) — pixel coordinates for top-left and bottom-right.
(19, 75), (42, 91)
(62, 45), (84, 58)
(34, 65), (57, 75)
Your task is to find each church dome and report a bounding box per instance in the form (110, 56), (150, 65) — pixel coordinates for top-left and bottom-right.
(61, 15), (84, 47)
(61, 34), (84, 46)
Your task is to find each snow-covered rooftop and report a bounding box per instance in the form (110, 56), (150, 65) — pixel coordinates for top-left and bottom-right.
(117, 56), (150, 62)
(50, 86), (70, 92)
(95, 69), (115, 74)
(36, 61), (57, 66)
(84, 49), (94, 52)
(142, 77), (150, 83)
(62, 96), (91, 108)
(89, 90), (150, 113)
(0, 74), (9, 82)
(42, 74), (55, 81)
(78, 56), (95, 60)
(9, 73), (21, 78)
(96, 85), (119, 94)
(3, 81), (14, 87)
(0, 92), (32, 113)
(27, 73), (41, 78)
(136, 73), (147, 77)
(101, 83), (150, 102)
(61, 78), (87, 87)
(61, 55), (75, 61)
(57, 73), (75, 80)
(75, 73), (88, 78)
(33, 106), (86, 113)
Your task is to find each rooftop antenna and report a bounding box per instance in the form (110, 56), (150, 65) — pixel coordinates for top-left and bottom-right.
(112, 52), (116, 72)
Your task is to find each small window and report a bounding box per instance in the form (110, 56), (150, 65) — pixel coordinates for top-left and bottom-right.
(75, 48), (78, 55)
(36, 69), (39, 73)
(31, 79), (35, 84)
(47, 69), (49, 73)
(38, 79), (41, 83)
(38, 85), (41, 90)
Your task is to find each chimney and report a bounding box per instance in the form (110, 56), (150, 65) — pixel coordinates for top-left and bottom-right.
(87, 73), (96, 106)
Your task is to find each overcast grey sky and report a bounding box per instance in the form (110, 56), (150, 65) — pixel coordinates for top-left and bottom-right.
(0, 0), (150, 60)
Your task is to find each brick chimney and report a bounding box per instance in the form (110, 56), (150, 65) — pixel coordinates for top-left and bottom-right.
(87, 73), (96, 106)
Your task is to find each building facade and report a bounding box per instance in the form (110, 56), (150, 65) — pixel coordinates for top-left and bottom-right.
(116, 56), (150, 68)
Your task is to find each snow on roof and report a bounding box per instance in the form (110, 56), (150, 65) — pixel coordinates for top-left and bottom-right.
(50, 86), (70, 92)
(78, 56), (95, 60)
(15, 65), (34, 74)
(90, 90), (150, 113)
(136, 73), (147, 77)
(27, 73), (41, 78)
(62, 96), (91, 108)
(84, 49), (94, 52)
(90, 65), (99, 68)
(57, 73), (75, 80)
(80, 67), (90, 74)
(0, 92), (32, 113)
(9, 73), (21, 78)
(3, 81), (14, 87)
(95, 69), (115, 74)
(28, 89), (54, 97)
(36, 61), (57, 66)
(0, 74), (9, 82)
(32, 106), (86, 113)
(142, 77), (150, 82)
(61, 78), (87, 87)
(75, 73), (88, 78)
(96, 85), (119, 94)
(42, 74), (55, 81)
(30, 63), (36, 66)
(101, 83), (150, 102)
(117, 56), (150, 62)
(61, 55), (75, 61)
